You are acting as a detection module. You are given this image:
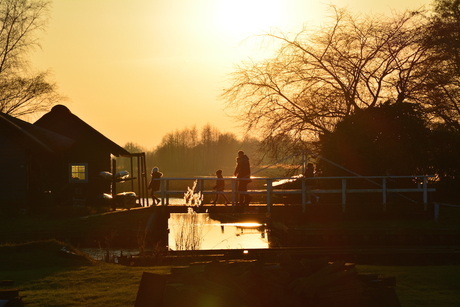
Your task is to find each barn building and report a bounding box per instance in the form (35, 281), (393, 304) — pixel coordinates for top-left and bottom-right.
(0, 105), (146, 214)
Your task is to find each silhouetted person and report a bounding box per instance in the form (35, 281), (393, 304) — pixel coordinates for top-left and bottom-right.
(211, 169), (229, 205)
(234, 150), (251, 206)
(148, 166), (163, 205)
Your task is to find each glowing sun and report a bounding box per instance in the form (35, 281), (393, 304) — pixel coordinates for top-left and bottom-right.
(213, 0), (287, 39)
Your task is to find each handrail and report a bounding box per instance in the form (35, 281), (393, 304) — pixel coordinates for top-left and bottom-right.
(152, 175), (436, 213)
(433, 202), (460, 222)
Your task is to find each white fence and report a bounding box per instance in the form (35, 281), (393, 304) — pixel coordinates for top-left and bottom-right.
(153, 175), (436, 213)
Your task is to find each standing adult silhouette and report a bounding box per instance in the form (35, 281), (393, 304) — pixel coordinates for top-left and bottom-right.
(234, 150), (251, 206)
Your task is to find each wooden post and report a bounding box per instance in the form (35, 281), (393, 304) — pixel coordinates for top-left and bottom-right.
(112, 158), (117, 196)
(434, 203), (439, 222)
(199, 179), (204, 195)
(423, 176), (428, 210)
(302, 151), (307, 175)
(266, 179), (273, 213)
(341, 179), (347, 212)
(231, 179), (237, 211)
(382, 178), (387, 212)
(130, 156), (135, 192)
(141, 153), (148, 207)
(134, 272), (168, 307)
(301, 177), (306, 213)
(136, 156), (141, 206)
(159, 179), (165, 206)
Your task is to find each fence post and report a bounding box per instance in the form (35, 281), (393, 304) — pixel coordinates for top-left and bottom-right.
(266, 179), (273, 213)
(341, 179), (347, 212)
(198, 179), (204, 204)
(160, 179), (165, 206)
(382, 178), (387, 212)
(301, 177), (306, 213)
(231, 179), (237, 211)
(423, 176), (428, 210)
(434, 203), (439, 222)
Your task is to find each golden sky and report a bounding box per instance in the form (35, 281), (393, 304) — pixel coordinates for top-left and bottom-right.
(31, 0), (430, 149)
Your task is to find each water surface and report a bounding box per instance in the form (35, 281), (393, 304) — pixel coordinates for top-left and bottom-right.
(169, 211), (268, 250)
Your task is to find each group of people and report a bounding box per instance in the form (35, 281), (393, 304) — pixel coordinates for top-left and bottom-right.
(206, 150), (252, 206)
(148, 150), (253, 206)
(148, 150), (317, 206)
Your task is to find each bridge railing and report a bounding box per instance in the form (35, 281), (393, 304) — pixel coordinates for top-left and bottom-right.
(154, 175), (436, 213)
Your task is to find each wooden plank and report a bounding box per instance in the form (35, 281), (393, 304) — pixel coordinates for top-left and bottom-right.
(317, 282), (363, 298)
(288, 260), (348, 294)
(0, 281), (14, 287)
(0, 289), (22, 300)
(134, 273), (169, 307)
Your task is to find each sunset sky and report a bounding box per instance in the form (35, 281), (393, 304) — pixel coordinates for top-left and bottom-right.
(31, 0), (431, 150)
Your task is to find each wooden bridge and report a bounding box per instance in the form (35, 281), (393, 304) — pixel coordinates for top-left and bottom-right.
(142, 175), (436, 214)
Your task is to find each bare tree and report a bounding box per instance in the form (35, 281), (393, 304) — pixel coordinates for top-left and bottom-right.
(420, 0), (460, 130)
(0, 0), (61, 117)
(222, 6), (433, 159)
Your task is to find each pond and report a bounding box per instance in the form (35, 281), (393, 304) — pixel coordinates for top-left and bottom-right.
(81, 207), (269, 260)
(150, 197), (270, 250)
(168, 211), (269, 250)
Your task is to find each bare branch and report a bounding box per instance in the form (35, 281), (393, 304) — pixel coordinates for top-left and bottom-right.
(221, 5), (432, 155)
(0, 0), (60, 118)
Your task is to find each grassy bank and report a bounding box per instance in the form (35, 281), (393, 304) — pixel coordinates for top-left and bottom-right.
(0, 240), (459, 307)
(357, 265), (460, 307)
(1, 206), (460, 306)
(0, 207), (154, 247)
(0, 240), (169, 306)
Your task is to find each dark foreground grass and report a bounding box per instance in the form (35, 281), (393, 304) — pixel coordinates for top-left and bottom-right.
(1, 207), (460, 306)
(357, 265), (460, 307)
(0, 240), (169, 307)
(1, 240), (459, 307)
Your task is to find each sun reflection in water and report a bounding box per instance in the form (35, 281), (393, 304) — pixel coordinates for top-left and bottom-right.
(168, 213), (268, 251)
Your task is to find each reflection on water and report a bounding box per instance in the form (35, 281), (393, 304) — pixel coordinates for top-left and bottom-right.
(80, 201), (269, 260)
(80, 248), (139, 262)
(168, 211), (269, 251)
(81, 212), (269, 260)
(147, 197), (186, 206)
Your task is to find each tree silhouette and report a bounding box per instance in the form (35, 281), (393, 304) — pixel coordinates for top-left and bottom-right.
(0, 0), (62, 118)
(147, 125), (260, 176)
(222, 6), (431, 162)
(319, 102), (431, 176)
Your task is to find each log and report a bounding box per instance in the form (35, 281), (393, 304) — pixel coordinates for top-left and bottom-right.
(135, 258), (399, 307)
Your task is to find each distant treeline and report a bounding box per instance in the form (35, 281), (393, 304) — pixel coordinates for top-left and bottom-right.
(120, 124), (266, 178)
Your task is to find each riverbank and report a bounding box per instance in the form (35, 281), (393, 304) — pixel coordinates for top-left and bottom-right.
(2, 203), (460, 248)
(1, 205), (459, 270)
(1, 240), (459, 307)
(1, 204), (460, 306)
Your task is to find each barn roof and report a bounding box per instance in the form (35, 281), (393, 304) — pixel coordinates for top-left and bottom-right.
(0, 111), (75, 155)
(34, 105), (130, 157)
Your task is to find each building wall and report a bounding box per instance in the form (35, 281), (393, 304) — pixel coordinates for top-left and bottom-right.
(0, 135), (28, 206)
(54, 144), (113, 207)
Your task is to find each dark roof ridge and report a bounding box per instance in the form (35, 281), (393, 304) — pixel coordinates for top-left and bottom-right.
(34, 105), (130, 156)
(0, 111), (75, 154)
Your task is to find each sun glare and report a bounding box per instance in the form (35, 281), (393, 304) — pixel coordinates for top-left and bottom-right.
(213, 0), (287, 39)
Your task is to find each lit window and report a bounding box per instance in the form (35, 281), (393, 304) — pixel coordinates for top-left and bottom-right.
(70, 163), (88, 182)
